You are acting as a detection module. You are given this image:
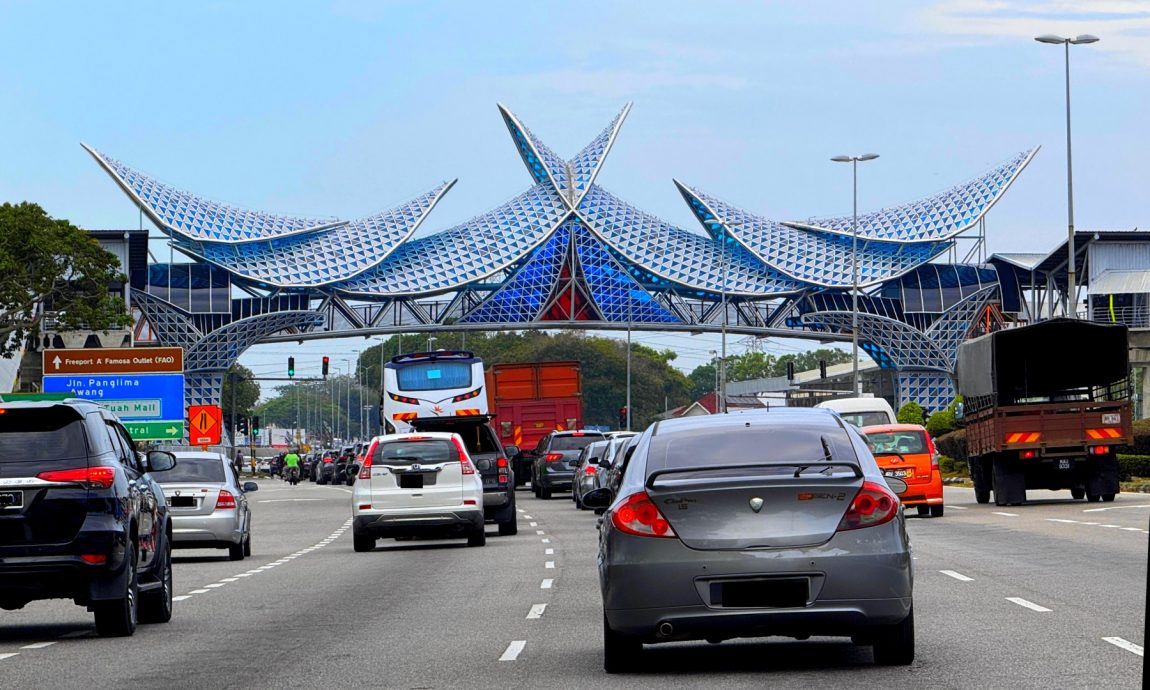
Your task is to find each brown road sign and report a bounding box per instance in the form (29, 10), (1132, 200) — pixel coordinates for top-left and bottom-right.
(43, 347), (183, 375)
(188, 404), (222, 446)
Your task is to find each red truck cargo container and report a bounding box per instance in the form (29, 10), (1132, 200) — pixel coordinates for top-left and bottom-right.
(485, 361), (583, 487)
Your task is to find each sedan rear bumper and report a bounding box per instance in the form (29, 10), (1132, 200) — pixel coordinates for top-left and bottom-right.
(171, 512), (243, 547)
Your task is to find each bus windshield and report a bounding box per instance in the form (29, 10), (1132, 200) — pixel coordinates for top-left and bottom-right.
(396, 362), (473, 392)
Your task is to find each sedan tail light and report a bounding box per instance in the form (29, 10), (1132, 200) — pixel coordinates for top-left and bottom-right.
(836, 481), (899, 532)
(925, 434), (940, 469)
(544, 453), (563, 463)
(215, 489), (237, 510)
(37, 466), (116, 489)
(584, 465), (598, 475)
(611, 491), (677, 538)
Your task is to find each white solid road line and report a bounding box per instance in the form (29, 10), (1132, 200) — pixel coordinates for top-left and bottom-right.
(992, 512), (1018, 517)
(1084, 504), (1150, 513)
(1102, 637), (1144, 656)
(940, 570), (974, 582)
(1006, 597), (1052, 612)
(20, 642), (55, 650)
(0, 653), (19, 661)
(526, 604), (547, 619)
(541, 578), (554, 589)
(499, 640), (527, 661)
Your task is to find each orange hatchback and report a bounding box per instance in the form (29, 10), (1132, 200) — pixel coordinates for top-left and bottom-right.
(861, 424), (944, 518)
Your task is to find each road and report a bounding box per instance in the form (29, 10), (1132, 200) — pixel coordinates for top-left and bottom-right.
(0, 481), (1144, 688)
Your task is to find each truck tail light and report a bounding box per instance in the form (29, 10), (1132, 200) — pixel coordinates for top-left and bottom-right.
(1091, 445), (1110, 456)
(215, 490), (237, 510)
(37, 466), (117, 489)
(611, 491), (677, 538)
(1020, 450), (1036, 459)
(545, 453), (563, 463)
(836, 482), (899, 532)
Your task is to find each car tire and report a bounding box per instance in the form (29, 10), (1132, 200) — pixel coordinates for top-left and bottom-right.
(495, 502), (518, 536)
(353, 533), (376, 553)
(139, 540), (173, 624)
(1071, 488), (1086, 500)
(603, 613), (641, 673)
(1101, 493), (1116, 502)
(540, 486), (552, 500)
(930, 505), (944, 518)
(499, 519), (518, 536)
(533, 483), (541, 498)
(94, 545), (139, 637)
(243, 535), (252, 558)
(916, 505), (929, 517)
(228, 541), (245, 561)
(468, 527), (487, 547)
(872, 607), (914, 666)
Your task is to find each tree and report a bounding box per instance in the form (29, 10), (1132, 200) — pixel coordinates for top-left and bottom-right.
(896, 401), (925, 425)
(0, 203), (132, 357)
(926, 397), (963, 438)
(222, 364), (260, 443)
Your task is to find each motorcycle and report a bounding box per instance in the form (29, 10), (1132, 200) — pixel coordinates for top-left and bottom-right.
(284, 465), (300, 486)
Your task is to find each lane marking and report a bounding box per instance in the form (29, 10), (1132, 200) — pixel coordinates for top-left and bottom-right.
(0, 653), (18, 661)
(257, 498), (323, 503)
(545, 548), (554, 555)
(1006, 597), (1052, 612)
(1046, 518), (1079, 524)
(205, 583), (226, 588)
(545, 561), (555, 569)
(529, 522), (538, 527)
(1102, 637), (1144, 656)
(940, 570), (974, 582)
(499, 640), (527, 661)
(946, 505), (967, 510)
(536, 530), (545, 535)
(190, 589), (210, 594)
(1121, 527), (1143, 531)
(21, 642), (56, 649)
(1084, 504), (1150, 513)
(541, 578), (553, 589)
(523, 515), (533, 519)
(541, 538), (551, 544)
(526, 603), (547, 619)
(517, 509), (525, 513)
(992, 512), (1018, 517)
(172, 595), (192, 602)
(1100, 524), (1121, 529)
(221, 578), (239, 582)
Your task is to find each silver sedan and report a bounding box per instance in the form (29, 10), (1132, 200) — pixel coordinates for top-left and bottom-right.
(583, 408), (913, 672)
(152, 451), (258, 561)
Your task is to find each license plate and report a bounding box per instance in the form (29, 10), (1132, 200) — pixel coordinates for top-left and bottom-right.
(169, 496), (196, 508)
(0, 490), (23, 510)
(712, 578), (810, 608)
(1102, 413), (1121, 425)
(1057, 459), (1072, 470)
(883, 468), (912, 478)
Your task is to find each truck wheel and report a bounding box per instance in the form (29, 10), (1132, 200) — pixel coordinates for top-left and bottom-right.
(1087, 494), (1101, 503)
(1101, 494), (1116, 502)
(970, 458), (991, 504)
(1071, 488), (1086, 500)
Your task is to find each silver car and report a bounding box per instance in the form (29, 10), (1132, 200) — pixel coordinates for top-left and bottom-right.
(583, 408), (913, 672)
(572, 440), (612, 510)
(152, 451), (258, 561)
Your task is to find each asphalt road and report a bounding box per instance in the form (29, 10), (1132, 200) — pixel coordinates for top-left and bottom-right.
(0, 481), (1144, 688)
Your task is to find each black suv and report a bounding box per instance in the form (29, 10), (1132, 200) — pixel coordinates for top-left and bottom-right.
(531, 430), (606, 499)
(407, 415), (519, 536)
(0, 399), (177, 636)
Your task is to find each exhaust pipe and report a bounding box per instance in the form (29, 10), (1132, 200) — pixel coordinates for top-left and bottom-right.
(657, 622), (674, 638)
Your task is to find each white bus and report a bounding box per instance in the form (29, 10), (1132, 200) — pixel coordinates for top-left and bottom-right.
(381, 351), (488, 433)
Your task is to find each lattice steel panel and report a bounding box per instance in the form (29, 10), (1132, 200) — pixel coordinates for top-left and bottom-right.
(572, 222), (678, 323)
(460, 225), (570, 323)
(801, 310), (952, 370)
(896, 371), (956, 414)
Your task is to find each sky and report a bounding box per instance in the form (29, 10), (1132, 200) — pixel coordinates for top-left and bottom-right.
(2, 0), (1148, 393)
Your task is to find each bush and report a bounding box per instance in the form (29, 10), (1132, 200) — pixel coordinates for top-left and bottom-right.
(1124, 419), (1150, 456)
(1118, 454), (1150, 481)
(938, 455), (969, 476)
(934, 428), (966, 462)
(897, 401), (925, 425)
(926, 396), (963, 438)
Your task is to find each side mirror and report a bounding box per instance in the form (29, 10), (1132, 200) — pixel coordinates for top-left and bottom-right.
(503, 445), (520, 459)
(243, 481), (259, 493)
(581, 487), (614, 509)
(146, 450), (176, 473)
(884, 476), (909, 496)
(599, 458), (613, 470)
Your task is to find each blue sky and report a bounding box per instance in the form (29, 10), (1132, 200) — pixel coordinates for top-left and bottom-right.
(3, 1), (1148, 389)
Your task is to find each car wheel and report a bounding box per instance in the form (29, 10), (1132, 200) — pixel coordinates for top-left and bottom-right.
(1070, 488), (1086, 500)
(930, 505), (944, 518)
(872, 607), (914, 666)
(916, 505), (929, 517)
(1101, 493), (1116, 502)
(467, 527), (487, 547)
(94, 545), (139, 637)
(139, 540), (172, 624)
(228, 540), (245, 561)
(243, 534), (252, 558)
(499, 519), (518, 536)
(540, 486), (552, 500)
(533, 483), (541, 498)
(353, 533), (376, 552)
(603, 613), (641, 673)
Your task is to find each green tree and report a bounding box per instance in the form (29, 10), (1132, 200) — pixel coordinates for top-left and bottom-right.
(926, 396), (963, 437)
(222, 364), (260, 443)
(896, 401), (925, 425)
(0, 203), (132, 357)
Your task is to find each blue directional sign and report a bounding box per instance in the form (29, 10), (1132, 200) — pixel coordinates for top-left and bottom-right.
(43, 373), (186, 422)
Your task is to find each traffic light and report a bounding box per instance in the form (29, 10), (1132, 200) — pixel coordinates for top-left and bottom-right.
(322, 356), (330, 378)
(237, 415), (249, 435)
(288, 357), (295, 378)
(618, 406), (628, 430)
(818, 359), (827, 379)
(252, 416), (261, 434)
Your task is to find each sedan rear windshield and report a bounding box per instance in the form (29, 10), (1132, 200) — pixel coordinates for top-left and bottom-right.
(647, 425), (858, 476)
(373, 440), (459, 466)
(153, 457), (226, 483)
(865, 430), (927, 455)
(0, 408), (88, 463)
(551, 434), (605, 451)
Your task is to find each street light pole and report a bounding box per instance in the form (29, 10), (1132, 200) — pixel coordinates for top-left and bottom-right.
(710, 349), (719, 413)
(832, 153), (879, 395)
(1036, 33), (1099, 317)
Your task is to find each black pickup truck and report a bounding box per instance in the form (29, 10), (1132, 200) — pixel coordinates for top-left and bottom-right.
(409, 415), (519, 536)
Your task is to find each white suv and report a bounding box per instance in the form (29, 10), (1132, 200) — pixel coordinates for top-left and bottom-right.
(351, 432), (486, 551)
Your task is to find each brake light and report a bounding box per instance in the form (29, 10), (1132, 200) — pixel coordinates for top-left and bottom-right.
(360, 441), (377, 479)
(1091, 445), (1109, 456)
(80, 554), (106, 565)
(324, 457), (333, 463)
(585, 465), (598, 475)
(388, 392), (421, 406)
(611, 491), (677, 538)
(572, 432), (585, 437)
(451, 388), (483, 403)
(1020, 450), (1036, 459)
(926, 434), (939, 469)
(215, 489), (237, 510)
(451, 437), (475, 475)
(497, 458), (508, 468)
(37, 466), (116, 489)
(358, 504), (372, 510)
(836, 481), (899, 532)
(545, 453), (563, 462)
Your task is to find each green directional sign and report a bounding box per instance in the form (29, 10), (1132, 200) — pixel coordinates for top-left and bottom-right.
(124, 420), (185, 441)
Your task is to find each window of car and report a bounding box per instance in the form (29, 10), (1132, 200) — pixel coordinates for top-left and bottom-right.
(0, 407), (89, 464)
(550, 434), (605, 451)
(864, 430), (927, 455)
(108, 422), (142, 473)
(396, 361), (472, 391)
(152, 456), (226, 483)
(645, 424), (858, 477)
(839, 411), (893, 428)
(372, 439), (459, 465)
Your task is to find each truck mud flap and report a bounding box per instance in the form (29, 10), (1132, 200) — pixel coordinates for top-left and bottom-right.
(992, 455), (1026, 506)
(1086, 453), (1120, 498)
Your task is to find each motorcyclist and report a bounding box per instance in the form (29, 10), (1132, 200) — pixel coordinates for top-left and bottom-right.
(283, 448), (302, 484)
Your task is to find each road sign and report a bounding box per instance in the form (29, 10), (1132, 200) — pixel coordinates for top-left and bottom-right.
(123, 420), (185, 441)
(43, 347), (183, 375)
(43, 373), (185, 422)
(189, 404), (222, 446)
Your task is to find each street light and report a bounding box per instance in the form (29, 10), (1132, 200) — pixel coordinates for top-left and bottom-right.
(1035, 33), (1099, 317)
(709, 349), (719, 413)
(831, 153), (880, 395)
(427, 335), (437, 352)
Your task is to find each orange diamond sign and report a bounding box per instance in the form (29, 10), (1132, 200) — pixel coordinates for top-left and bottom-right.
(188, 404), (222, 446)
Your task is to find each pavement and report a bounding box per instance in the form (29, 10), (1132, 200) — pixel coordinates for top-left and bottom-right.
(0, 480), (1144, 688)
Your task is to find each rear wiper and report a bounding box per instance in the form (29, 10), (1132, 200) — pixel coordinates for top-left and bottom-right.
(792, 465), (836, 478)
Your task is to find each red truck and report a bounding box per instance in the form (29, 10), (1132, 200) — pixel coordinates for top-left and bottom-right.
(955, 318), (1133, 506)
(485, 361), (583, 487)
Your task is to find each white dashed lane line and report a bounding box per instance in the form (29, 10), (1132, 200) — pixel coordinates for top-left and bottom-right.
(541, 579), (554, 589)
(526, 604), (547, 619)
(20, 642), (55, 650)
(545, 561), (555, 569)
(1045, 518), (1149, 534)
(946, 505), (967, 510)
(529, 522), (538, 527)
(1083, 504), (1150, 513)
(940, 570), (974, 582)
(1102, 637), (1144, 656)
(545, 548), (554, 555)
(0, 653), (18, 661)
(535, 530), (545, 535)
(991, 512), (1018, 517)
(541, 538), (551, 544)
(499, 640), (527, 661)
(1006, 597), (1052, 612)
